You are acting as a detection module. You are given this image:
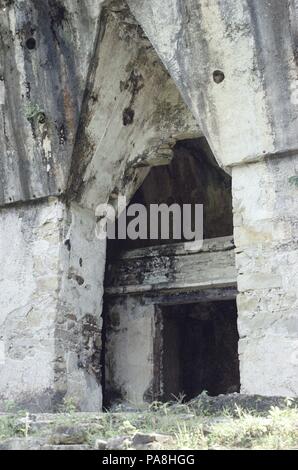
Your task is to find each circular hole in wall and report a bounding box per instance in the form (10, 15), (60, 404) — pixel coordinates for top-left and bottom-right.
(26, 37), (36, 50)
(213, 70), (225, 84)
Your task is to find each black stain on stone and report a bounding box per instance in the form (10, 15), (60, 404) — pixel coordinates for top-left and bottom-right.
(289, 0), (298, 66)
(38, 112), (46, 124)
(58, 124), (66, 145)
(64, 238), (71, 251)
(25, 81), (31, 99)
(67, 269), (85, 286)
(90, 93), (98, 103)
(246, 0), (294, 149)
(49, 0), (67, 26)
(49, 0), (68, 45)
(75, 275), (85, 286)
(66, 6), (108, 200)
(0, 26), (31, 200)
(122, 107), (135, 126)
(0, 0), (14, 9)
(0, 0), (83, 203)
(120, 69), (144, 127)
(80, 314), (102, 385)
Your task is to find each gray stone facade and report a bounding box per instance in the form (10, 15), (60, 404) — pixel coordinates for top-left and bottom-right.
(0, 198), (105, 411)
(0, 0), (297, 410)
(233, 155), (298, 396)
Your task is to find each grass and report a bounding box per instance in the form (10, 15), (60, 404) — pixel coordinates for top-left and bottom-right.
(83, 397), (298, 449)
(0, 396), (297, 449)
(0, 413), (28, 441)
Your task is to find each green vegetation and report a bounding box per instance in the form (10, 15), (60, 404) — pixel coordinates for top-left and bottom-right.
(87, 399), (298, 449)
(0, 413), (28, 440)
(0, 395), (297, 449)
(289, 175), (298, 188)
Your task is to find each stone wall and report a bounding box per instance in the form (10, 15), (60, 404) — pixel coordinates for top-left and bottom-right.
(0, 198), (105, 411)
(1, 0), (298, 410)
(104, 297), (156, 407)
(128, 0), (298, 168)
(0, 198), (62, 410)
(0, 0), (104, 205)
(127, 0), (298, 398)
(0, 1), (200, 411)
(233, 154), (298, 396)
(56, 202), (106, 411)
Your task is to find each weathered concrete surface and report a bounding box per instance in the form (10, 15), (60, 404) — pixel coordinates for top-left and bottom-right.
(0, 198), (105, 411)
(1, 0), (298, 408)
(0, 0), (104, 205)
(128, 0), (298, 167)
(56, 202), (106, 411)
(105, 298), (156, 406)
(105, 236), (236, 296)
(0, 1), (201, 410)
(0, 0), (200, 207)
(68, 1), (201, 211)
(233, 154), (298, 396)
(0, 198), (62, 410)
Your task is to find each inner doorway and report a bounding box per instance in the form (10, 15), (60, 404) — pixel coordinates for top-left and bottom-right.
(155, 300), (240, 401)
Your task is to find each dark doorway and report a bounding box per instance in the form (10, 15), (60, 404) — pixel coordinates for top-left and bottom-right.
(107, 137), (233, 256)
(157, 300), (240, 401)
(103, 137), (237, 407)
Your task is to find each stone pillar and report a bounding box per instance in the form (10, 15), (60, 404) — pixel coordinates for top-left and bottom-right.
(233, 155), (298, 396)
(0, 198), (105, 411)
(105, 297), (156, 406)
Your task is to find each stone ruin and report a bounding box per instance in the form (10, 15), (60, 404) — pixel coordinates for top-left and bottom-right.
(0, 0), (298, 411)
